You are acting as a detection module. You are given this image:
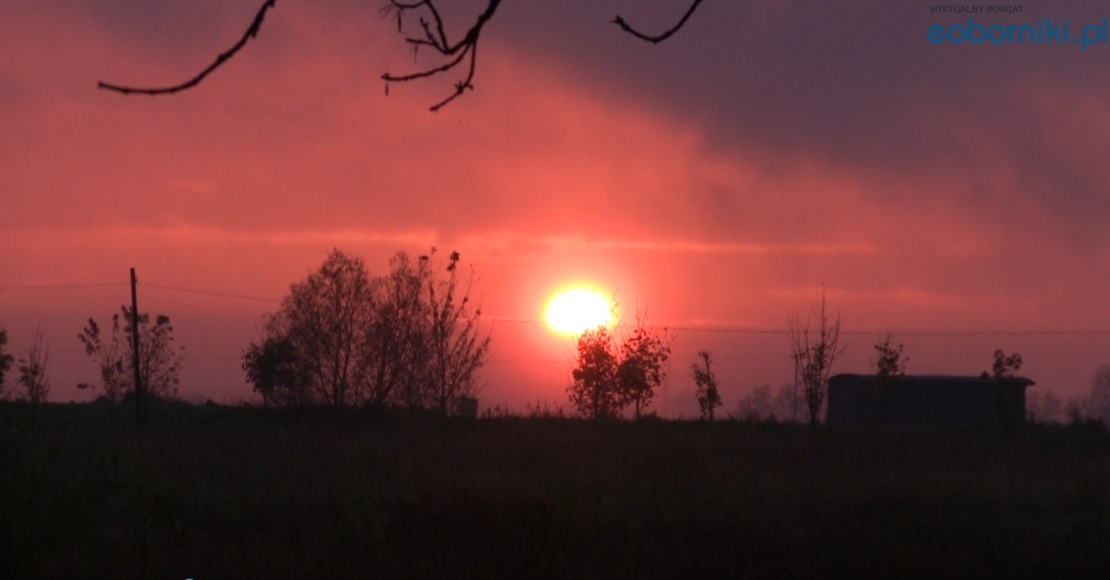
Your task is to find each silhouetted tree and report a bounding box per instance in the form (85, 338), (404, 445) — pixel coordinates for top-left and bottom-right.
(17, 327), (50, 404)
(266, 249), (378, 407)
(1084, 365), (1110, 423)
(874, 333), (907, 380)
(368, 251), (431, 408)
(245, 248), (490, 413)
(617, 315), (671, 420)
(568, 326), (621, 419)
(735, 384), (770, 422)
(0, 327), (12, 398)
(568, 314), (670, 420)
(788, 292), (843, 427)
(78, 306), (183, 402)
(1026, 389), (1065, 424)
(691, 350), (721, 420)
(242, 335), (301, 407)
(735, 384), (797, 422)
(991, 350), (1023, 378)
(422, 250), (492, 415)
(774, 383), (799, 423)
(97, 1), (707, 110)
(871, 333), (906, 423)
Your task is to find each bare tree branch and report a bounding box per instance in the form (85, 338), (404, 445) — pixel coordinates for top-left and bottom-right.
(96, 0), (705, 110)
(613, 0), (705, 44)
(97, 0), (278, 96)
(381, 0), (500, 111)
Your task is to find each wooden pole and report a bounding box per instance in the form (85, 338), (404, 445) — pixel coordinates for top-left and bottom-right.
(130, 268), (143, 428)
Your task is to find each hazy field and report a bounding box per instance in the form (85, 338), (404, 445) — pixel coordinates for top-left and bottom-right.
(3, 401), (1109, 578)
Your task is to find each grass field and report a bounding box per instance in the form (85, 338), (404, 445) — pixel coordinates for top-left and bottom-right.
(3, 400), (1109, 578)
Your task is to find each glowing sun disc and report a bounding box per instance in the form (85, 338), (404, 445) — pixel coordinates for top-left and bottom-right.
(545, 289), (613, 334)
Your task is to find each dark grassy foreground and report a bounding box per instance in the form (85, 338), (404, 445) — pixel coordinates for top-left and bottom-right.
(3, 401), (1109, 579)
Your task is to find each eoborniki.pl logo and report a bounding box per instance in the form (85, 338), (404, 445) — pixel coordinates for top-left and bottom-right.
(928, 11), (1108, 50)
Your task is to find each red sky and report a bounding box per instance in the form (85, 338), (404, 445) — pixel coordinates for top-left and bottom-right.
(3, 0), (1110, 416)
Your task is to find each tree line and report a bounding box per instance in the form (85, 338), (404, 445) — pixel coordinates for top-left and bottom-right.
(2, 247), (492, 419)
(562, 292), (1104, 427)
(7, 266), (1110, 427)
(561, 292), (841, 423)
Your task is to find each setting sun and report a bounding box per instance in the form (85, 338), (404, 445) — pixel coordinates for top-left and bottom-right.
(545, 288), (614, 335)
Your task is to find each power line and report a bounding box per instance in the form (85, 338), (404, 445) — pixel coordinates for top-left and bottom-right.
(0, 283), (126, 291)
(843, 330), (1110, 337)
(487, 318), (1110, 337)
(0, 278), (277, 304)
(4, 281), (1110, 338)
(662, 326), (1110, 337)
(140, 283), (279, 304)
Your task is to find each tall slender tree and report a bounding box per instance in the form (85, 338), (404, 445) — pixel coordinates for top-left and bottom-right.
(422, 250), (492, 415)
(788, 291), (843, 427)
(17, 327), (51, 404)
(692, 350), (721, 420)
(0, 327), (13, 398)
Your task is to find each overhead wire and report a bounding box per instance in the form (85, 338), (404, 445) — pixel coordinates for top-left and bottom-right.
(139, 283), (279, 303)
(3, 279), (1110, 337)
(0, 282), (126, 291)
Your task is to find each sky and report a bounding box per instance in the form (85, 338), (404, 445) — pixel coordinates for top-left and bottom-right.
(2, 0), (1110, 416)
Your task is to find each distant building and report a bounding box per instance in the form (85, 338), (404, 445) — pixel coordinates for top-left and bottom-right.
(827, 374), (1034, 427)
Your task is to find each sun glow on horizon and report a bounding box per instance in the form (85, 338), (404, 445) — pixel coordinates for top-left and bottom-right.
(544, 288), (614, 335)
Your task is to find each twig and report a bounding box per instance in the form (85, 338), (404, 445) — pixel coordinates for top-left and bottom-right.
(98, 0), (278, 95)
(97, 0), (706, 110)
(613, 0), (705, 44)
(381, 0), (501, 111)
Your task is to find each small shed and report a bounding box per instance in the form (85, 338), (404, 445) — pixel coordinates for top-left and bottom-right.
(827, 374), (1034, 427)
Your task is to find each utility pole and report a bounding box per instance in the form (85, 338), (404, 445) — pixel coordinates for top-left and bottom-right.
(130, 267), (143, 428)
